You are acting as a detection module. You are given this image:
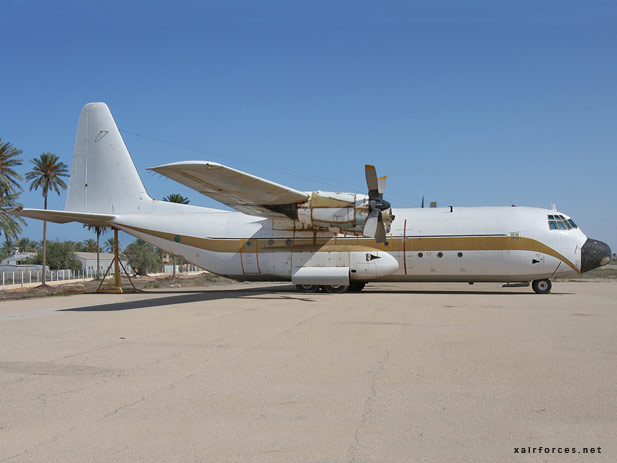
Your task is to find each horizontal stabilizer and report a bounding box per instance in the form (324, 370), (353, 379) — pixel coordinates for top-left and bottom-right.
(10, 207), (116, 226)
(149, 161), (309, 217)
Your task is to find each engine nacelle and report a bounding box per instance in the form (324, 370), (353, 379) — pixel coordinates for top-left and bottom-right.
(267, 190), (394, 236)
(295, 191), (383, 235)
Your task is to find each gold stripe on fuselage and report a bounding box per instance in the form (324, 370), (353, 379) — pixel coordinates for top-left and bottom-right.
(121, 226), (578, 273)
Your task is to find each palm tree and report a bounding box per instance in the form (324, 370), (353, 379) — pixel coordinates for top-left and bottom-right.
(0, 193), (25, 240)
(81, 238), (99, 252)
(83, 224), (109, 279)
(0, 139), (25, 239)
(0, 139), (24, 196)
(162, 194), (190, 276)
(0, 238), (16, 259)
(26, 153), (69, 286)
(17, 237), (38, 253)
(163, 193), (190, 204)
(104, 236), (116, 253)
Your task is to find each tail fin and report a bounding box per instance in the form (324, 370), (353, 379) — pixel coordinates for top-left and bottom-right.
(65, 102), (152, 214)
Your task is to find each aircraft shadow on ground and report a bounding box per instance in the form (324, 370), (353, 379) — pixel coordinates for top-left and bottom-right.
(60, 285), (306, 312)
(59, 284), (568, 312)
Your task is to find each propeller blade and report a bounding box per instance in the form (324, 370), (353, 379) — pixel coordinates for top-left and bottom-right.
(364, 164), (390, 243)
(374, 216), (387, 243)
(377, 176), (387, 195)
(363, 209), (380, 237)
(365, 165), (379, 198)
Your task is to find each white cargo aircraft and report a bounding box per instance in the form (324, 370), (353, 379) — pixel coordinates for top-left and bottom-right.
(12, 103), (612, 294)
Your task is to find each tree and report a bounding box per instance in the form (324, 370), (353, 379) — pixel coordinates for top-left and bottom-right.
(162, 194), (190, 276)
(104, 236), (116, 253)
(80, 238), (99, 252)
(0, 238), (15, 259)
(28, 240), (81, 271)
(26, 153), (69, 286)
(83, 224), (110, 279)
(163, 193), (190, 204)
(0, 139), (23, 196)
(124, 239), (162, 276)
(0, 193), (25, 240)
(17, 237), (38, 253)
(0, 139), (25, 239)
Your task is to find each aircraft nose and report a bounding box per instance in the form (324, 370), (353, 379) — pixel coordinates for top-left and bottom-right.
(581, 238), (612, 273)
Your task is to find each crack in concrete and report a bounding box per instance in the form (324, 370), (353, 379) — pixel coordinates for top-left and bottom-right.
(348, 349), (390, 463)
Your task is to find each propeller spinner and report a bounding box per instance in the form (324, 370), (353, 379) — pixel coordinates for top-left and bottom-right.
(363, 165), (393, 243)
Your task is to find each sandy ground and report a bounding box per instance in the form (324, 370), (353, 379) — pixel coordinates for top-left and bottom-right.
(0, 280), (615, 462)
(0, 272), (233, 301)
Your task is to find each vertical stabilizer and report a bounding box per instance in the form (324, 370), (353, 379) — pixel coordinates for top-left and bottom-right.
(65, 102), (152, 213)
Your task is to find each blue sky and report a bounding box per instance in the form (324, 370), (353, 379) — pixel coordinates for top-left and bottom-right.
(3, 0), (616, 251)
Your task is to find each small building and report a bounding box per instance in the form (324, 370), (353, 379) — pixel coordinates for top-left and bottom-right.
(73, 252), (130, 275)
(0, 252), (37, 266)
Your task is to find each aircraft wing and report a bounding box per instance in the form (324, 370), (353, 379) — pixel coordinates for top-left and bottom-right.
(10, 207), (115, 226)
(148, 161), (309, 217)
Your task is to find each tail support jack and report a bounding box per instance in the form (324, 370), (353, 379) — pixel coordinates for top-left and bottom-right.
(97, 228), (137, 293)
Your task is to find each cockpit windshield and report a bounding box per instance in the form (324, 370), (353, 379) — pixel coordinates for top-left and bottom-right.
(548, 215), (578, 230)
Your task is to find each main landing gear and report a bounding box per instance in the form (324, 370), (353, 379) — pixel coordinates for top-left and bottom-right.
(295, 282), (366, 293)
(531, 279), (552, 294)
(295, 284), (321, 293)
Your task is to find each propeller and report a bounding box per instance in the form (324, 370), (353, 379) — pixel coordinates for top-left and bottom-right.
(363, 165), (392, 243)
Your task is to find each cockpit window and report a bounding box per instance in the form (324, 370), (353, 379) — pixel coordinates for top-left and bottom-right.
(548, 215), (578, 230)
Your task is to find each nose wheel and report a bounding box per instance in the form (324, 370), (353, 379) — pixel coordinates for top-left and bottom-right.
(532, 279), (552, 294)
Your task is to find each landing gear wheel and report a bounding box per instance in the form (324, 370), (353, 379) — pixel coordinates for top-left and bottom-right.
(348, 282), (366, 292)
(296, 284), (320, 293)
(323, 285), (349, 293)
(532, 279), (552, 294)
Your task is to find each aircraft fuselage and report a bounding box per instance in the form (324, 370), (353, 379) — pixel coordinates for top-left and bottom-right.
(111, 203), (593, 283)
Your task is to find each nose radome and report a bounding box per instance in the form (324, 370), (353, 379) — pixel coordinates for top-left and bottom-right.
(580, 238), (612, 273)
